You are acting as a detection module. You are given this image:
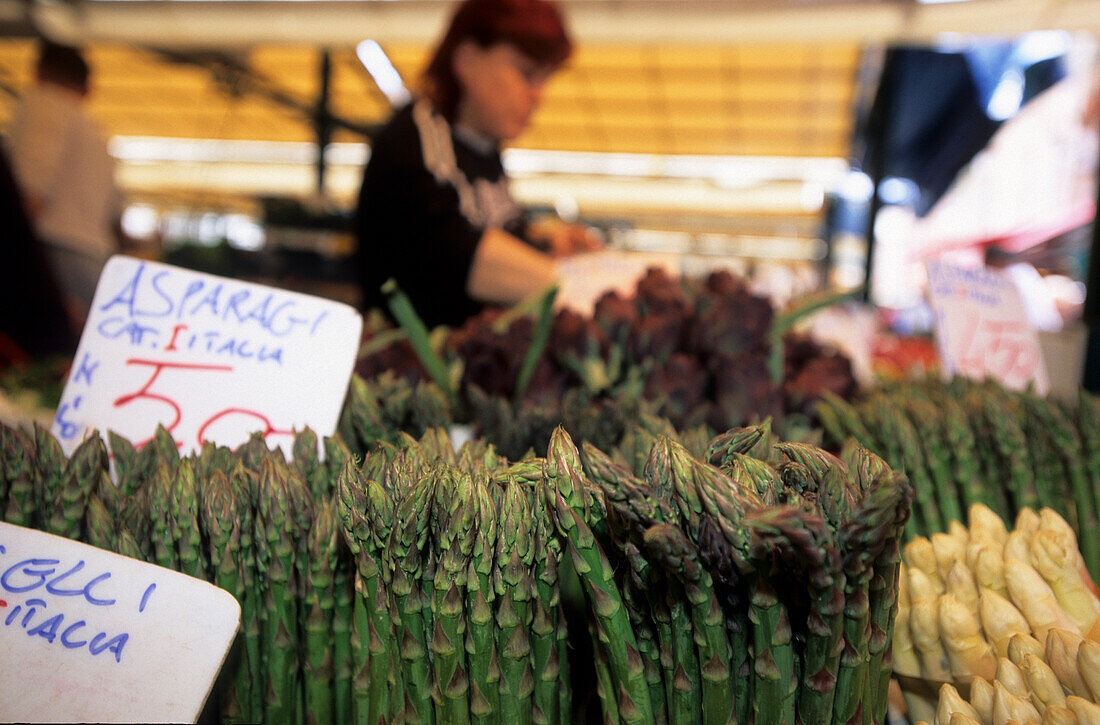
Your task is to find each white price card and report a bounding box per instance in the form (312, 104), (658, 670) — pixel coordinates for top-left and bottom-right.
(555, 249), (681, 315)
(0, 521), (240, 723)
(52, 256), (363, 457)
(926, 259), (1049, 395)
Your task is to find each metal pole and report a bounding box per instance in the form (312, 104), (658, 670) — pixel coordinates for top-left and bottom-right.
(861, 48), (895, 304)
(315, 49), (333, 195)
(1081, 108), (1100, 391)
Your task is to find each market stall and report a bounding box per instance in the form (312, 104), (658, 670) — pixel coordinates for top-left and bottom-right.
(2, 1), (1100, 723)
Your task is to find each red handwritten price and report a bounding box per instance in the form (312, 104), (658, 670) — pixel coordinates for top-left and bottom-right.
(114, 358), (293, 450)
(947, 310), (1043, 389)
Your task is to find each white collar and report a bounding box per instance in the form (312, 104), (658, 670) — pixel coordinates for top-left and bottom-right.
(452, 122), (498, 156)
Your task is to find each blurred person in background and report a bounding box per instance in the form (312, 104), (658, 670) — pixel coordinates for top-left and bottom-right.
(0, 145), (78, 360)
(7, 39), (123, 330)
(355, 0), (601, 328)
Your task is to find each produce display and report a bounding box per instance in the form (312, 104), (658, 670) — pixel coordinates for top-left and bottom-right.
(893, 503), (1100, 725)
(15, 259), (1100, 725)
(816, 378), (1100, 579)
(0, 406), (912, 724)
(357, 268), (858, 459)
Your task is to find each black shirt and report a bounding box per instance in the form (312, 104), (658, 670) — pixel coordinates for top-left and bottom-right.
(356, 100), (530, 328)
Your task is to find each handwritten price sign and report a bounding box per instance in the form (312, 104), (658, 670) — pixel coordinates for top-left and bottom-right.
(53, 256), (363, 457)
(0, 521), (240, 722)
(926, 259), (1049, 394)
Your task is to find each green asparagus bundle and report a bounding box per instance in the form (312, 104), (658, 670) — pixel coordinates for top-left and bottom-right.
(818, 378), (1100, 579)
(1, 405), (913, 725)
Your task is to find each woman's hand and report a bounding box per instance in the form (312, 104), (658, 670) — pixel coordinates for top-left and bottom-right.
(527, 218), (603, 257)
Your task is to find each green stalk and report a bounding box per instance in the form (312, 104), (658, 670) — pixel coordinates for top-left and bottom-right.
(643, 523), (732, 725)
(199, 469), (248, 723)
(864, 475), (911, 725)
(56, 431), (108, 541)
(1072, 391), (1100, 579)
(977, 386), (1038, 515)
(83, 493), (117, 552)
(148, 463), (178, 569)
(931, 388), (990, 513)
(304, 500), (339, 725)
(590, 620), (622, 725)
(1018, 390), (1070, 519)
(900, 397), (962, 526)
(382, 278), (457, 407)
(514, 285), (559, 401)
(32, 423), (66, 536)
(2, 425), (35, 527)
(172, 458), (209, 582)
(496, 480), (535, 725)
(543, 481), (652, 723)
(332, 557), (355, 725)
(430, 468), (472, 725)
(465, 473), (499, 724)
(832, 469), (907, 724)
(255, 457), (304, 724)
(388, 467), (437, 725)
(529, 490), (563, 725)
(665, 592), (702, 725)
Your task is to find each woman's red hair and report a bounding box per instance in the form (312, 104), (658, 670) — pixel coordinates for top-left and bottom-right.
(421, 0), (573, 121)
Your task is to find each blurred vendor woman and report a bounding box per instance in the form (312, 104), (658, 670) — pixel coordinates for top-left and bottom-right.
(356, 0), (599, 328)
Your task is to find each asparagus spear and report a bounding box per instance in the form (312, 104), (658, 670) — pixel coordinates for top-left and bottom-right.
(931, 387), (992, 513)
(704, 423), (768, 469)
(172, 458), (209, 582)
(304, 499), (340, 725)
(2, 424), (35, 527)
(816, 391), (876, 449)
(1072, 390), (1100, 579)
(653, 578), (700, 725)
(255, 456), (304, 724)
(618, 541), (667, 725)
(876, 394), (942, 537)
(832, 469), (908, 724)
(106, 429), (137, 492)
(83, 491), (117, 552)
(466, 472), (500, 724)
(292, 426), (326, 500)
(543, 481), (653, 723)
(55, 430), (109, 540)
(332, 546), (355, 725)
(342, 458), (398, 725)
(901, 396), (963, 526)
(545, 426), (605, 535)
(977, 385), (1039, 515)
(746, 506), (845, 725)
(658, 438), (753, 724)
(198, 469), (250, 723)
(863, 471), (913, 725)
(338, 374), (388, 457)
(1018, 391), (1071, 520)
(32, 423), (66, 536)
(529, 490), (564, 725)
(496, 478), (535, 725)
(230, 460), (266, 723)
(147, 462), (179, 570)
(388, 464), (438, 725)
(430, 467), (473, 725)
(724, 452), (781, 506)
(644, 522), (733, 725)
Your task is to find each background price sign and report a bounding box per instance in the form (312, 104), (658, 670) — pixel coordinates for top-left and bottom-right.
(926, 259), (1050, 395)
(53, 256), (363, 457)
(0, 521), (240, 722)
